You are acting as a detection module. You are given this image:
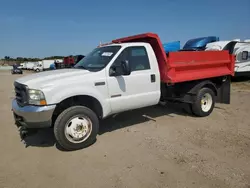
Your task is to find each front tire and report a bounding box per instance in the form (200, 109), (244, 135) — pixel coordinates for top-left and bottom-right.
(191, 88), (215, 117)
(54, 106), (99, 151)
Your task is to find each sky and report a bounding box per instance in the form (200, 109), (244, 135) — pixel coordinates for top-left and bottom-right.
(0, 0), (250, 58)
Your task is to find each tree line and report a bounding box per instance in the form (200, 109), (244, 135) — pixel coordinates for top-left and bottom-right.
(3, 56), (66, 62)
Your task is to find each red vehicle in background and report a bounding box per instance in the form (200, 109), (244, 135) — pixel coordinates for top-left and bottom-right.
(62, 55), (85, 68)
(63, 56), (75, 68)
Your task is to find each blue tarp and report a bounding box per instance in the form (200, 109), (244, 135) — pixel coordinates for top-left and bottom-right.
(50, 63), (56, 70)
(162, 41), (181, 53)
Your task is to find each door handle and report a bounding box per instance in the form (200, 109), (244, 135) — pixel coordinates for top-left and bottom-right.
(151, 74), (156, 82)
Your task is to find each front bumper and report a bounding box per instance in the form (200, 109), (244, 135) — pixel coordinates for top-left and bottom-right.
(12, 99), (56, 128)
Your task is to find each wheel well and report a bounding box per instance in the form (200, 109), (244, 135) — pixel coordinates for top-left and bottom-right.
(187, 80), (218, 96)
(52, 95), (103, 126)
(202, 83), (217, 96)
(160, 79), (219, 103)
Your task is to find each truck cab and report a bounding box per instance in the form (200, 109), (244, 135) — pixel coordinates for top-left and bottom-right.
(33, 61), (43, 72)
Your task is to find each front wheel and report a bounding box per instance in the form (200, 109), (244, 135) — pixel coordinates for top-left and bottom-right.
(54, 106), (99, 151)
(191, 88), (215, 117)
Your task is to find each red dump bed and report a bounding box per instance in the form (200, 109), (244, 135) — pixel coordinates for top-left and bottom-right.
(112, 33), (235, 84)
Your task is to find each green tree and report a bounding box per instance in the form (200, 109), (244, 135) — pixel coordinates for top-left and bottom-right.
(4, 56), (10, 60)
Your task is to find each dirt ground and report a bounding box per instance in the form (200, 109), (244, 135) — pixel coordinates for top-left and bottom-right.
(0, 70), (250, 188)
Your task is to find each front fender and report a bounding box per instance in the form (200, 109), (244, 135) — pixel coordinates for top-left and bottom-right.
(44, 85), (111, 117)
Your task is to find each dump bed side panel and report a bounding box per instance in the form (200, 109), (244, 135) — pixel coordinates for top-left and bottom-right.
(166, 51), (235, 83)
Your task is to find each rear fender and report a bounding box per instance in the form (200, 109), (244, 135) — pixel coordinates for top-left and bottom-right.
(187, 77), (231, 104)
(188, 80), (217, 96)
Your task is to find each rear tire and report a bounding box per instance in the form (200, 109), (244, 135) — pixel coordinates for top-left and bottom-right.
(191, 88), (215, 117)
(54, 106), (99, 151)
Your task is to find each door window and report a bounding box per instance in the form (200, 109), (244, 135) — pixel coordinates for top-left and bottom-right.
(111, 46), (150, 74)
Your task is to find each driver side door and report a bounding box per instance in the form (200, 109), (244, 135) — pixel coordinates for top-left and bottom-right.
(106, 46), (159, 114)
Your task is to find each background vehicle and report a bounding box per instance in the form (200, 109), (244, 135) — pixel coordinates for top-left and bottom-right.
(75, 55), (85, 64)
(162, 36), (219, 53)
(162, 41), (181, 52)
(206, 40), (250, 77)
(11, 65), (23, 74)
(18, 62), (37, 70)
(18, 63), (25, 69)
(33, 60), (56, 72)
(26, 62), (37, 70)
(63, 56), (75, 68)
(12, 33), (235, 151)
(54, 55), (85, 69)
(181, 36), (219, 51)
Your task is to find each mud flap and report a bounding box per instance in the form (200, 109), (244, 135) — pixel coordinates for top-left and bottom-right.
(216, 76), (231, 104)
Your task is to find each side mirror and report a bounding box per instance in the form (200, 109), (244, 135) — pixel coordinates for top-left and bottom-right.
(242, 51), (248, 60)
(121, 60), (131, 76)
(109, 65), (119, 76)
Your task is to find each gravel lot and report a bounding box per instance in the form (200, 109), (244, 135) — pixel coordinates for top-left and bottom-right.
(0, 71), (250, 188)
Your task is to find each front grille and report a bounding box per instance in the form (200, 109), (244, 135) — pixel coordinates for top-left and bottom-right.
(14, 82), (28, 106)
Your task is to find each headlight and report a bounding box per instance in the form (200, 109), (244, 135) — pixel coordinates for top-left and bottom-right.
(28, 89), (47, 105)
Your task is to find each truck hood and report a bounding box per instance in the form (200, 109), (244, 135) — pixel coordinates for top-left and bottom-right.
(15, 68), (91, 89)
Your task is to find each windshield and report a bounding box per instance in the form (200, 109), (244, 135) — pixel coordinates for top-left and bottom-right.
(74, 45), (121, 71)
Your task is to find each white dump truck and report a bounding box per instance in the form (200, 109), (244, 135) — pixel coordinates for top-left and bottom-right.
(12, 33), (235, 151)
